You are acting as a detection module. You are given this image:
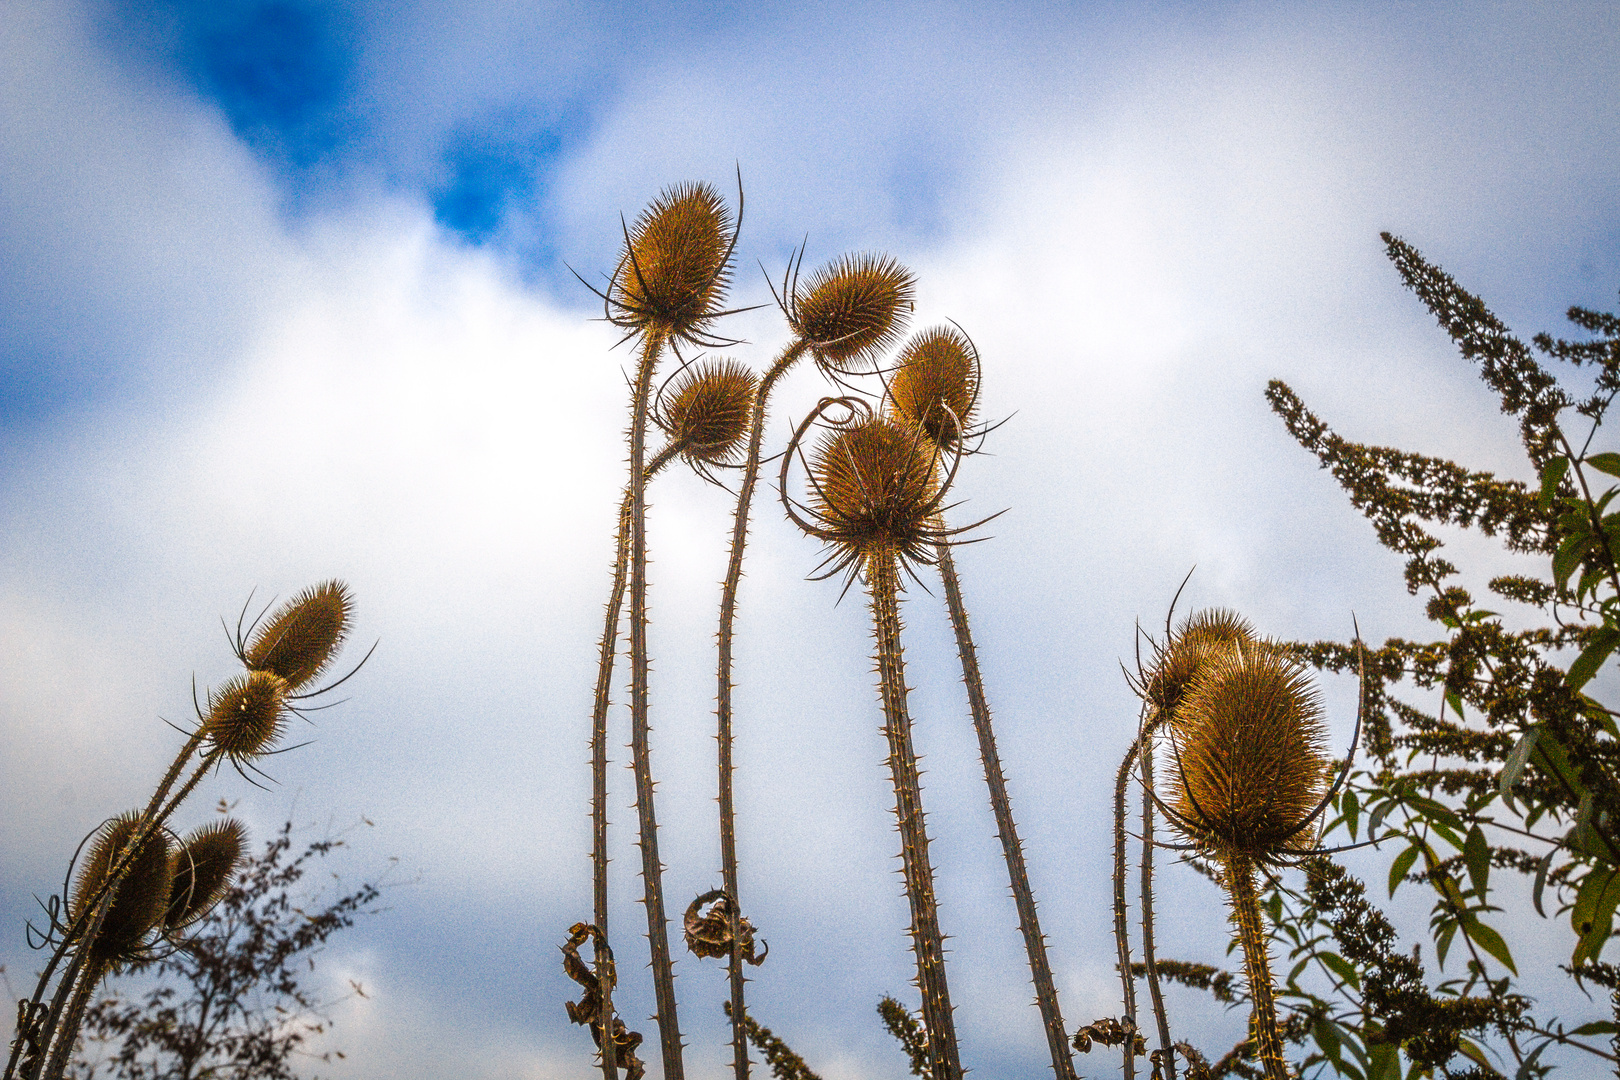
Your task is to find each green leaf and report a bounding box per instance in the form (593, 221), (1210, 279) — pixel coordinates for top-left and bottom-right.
(1463, 824), (1490, 897)
(1541, 455), (1571, 506)
(1572, 1021), (1620, 1036)
(1463, 919), (1517, 975)
(1368, 1039), (1401, 1080)
(1569, 626), (1620, 691)
(1555, 531), (1596, 591)
(1455, 1038), (1491, 1074)
(1313, 1017), (1342, 1064)
(1436, 921), (1457, 969)
(1588, 453), (1620, 478)
(1390, 843), (1421, 899)
(1318, 950), (1361, 991)
(1571, 865), (1620, 966)
(1500, 726), (1540, 796)
(1342, 789), (1360, 842)
(1533, 850), (1555, 917)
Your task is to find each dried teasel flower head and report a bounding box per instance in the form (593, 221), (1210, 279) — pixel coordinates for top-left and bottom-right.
(205, 670), (290, 761)
(1169, 639), (1330, 864)
(887, 326), (980, 449)
(610, 181), (737, 343)
(1144, 608), (1256, 723)
(803, 410), (942, 573)
(787, 253), (915, 373)
(657, 357), (758, 466)
(165, 819), (247, 930)
(71, 812), (175, 963)
(243, 580), (352, 691)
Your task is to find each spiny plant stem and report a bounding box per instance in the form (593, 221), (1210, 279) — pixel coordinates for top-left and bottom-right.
(37, 957), (107, 1080)
(1138, 736), (1175, 1080)
(933, 537), (1074, 1080)
(589, 444), (680, 1080)
(626, 328), (683, 1080)
(715, 338), (810, 1080)
(1225, 853), (1287, 1080)
(1112, 739), (1141, 1080)
(869, 551), (961, 1080)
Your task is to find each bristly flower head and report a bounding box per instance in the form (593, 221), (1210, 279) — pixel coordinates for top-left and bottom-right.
(72, 812), (175, 964)
(165, 818), (247, 931)
(887, 326), (980, 449)
(1144, 608), (1256, 723)
(244, 580), (352, 691)
(657, 357), (758, 467)
(610, 182), (738, 344)
(205, 670), (290, 762)
(786, 253), (915, 373)
(1169, 639), (1330, 864)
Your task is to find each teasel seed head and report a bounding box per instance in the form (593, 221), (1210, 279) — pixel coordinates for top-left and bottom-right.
(244, 580), (352, 691)
(611, 182), (736, 341)
(887, 326), (979, 449)
(789, 253), (915, 372)
(165, 819), (247, 930)
(71, 812), (174, 963)
(1144, 608), (1256, 723)
(205, 670), (290, 761)
(659, 358), (758, 466)
(1170, 639), (1330, 864)
(809, 413), (941, 570)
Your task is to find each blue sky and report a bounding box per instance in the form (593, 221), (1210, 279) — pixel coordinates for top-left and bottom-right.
(4, 1), (1620, 1077)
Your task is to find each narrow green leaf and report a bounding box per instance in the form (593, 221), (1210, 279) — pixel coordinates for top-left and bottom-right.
(1312, 1017), (1342, 1063)
(1541, 455), (1571, 505)
(1343, 789), (1360, 842)
(1569, 627), (1620, 691)
(1555, 532), (1595, 591)
(1368, 1040), (1401, 1080)
(1463, 825), (1490, 897)
(1533, 850), (1555, 917)
(1436, 922), (1457, 969)
(1588, 453), (1620, 478)
(1318, 951), (1361, 990)
(1572, 1021), (1620, 1036)
(1571, 865), (1620, 966)
(1389, 844), (1421, 898)
(1500, 727), (1540, 796)
(1463, 919), (1517, 975)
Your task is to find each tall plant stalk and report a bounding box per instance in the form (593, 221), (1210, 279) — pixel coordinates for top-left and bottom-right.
(1138, 736), (1175, 1080)
(933, 537), (1074, 1080)
(1111, 739), (1141, 1080)
(1226, 854), (1286, 1080)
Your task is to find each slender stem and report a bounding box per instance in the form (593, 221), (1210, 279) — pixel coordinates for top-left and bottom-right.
(933, 536), (1074, 1080)
(1113, 740), (1140, 1080)
(1138, 736), (1175, 1080)
(715, 338), (809, 1080)
(626, 329), (683, 1080)
(869, 551), (961, 1080)
(37, 956), (106, 1080)
(1224, 853), (1288, 1080)
(590, 444), (679, 1080)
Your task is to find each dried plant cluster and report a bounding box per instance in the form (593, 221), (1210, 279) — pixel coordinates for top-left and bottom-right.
(5, 583), (364, 1080)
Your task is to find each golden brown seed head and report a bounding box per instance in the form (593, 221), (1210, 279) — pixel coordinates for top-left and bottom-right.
(1145, 607), (1256, 723)
(790, 253), (915, 372)
(166, 819), (247, 930)
(612, 182), (734, 339)
(809, 415), (939, 566)
(206, 670), (290, 760)
(245, 580), (351, 690)
(71, 812), (174, 963)
(661, 358), (758, 466)
(887, 326), (979, 448)
(1170, 639), (1330, 863)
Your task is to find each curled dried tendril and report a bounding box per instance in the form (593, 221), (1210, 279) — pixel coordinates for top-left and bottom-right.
(683, 889), (766, 966)
(1071, 1016), (1146, 1057)
(561, 922), (645, 1080)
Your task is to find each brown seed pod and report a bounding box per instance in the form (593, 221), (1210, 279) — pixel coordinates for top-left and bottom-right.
(611, 182), (735, 341)
(1144, 608), (1256, 723)
(789, 253), (915, 372)
(71, 812), (174, 963)
(1169, 639), (1330, 863)
(244, 580), (351, 690)
(165, 819), (247, 930)
(809, 414), (940, 567)
(887, 326), (979, 448)
(659, 358), (758, 466)
(205, 670), (290, 761)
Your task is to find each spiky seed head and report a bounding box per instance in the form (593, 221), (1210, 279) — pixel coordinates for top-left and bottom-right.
(1145, 608), (1256, 722)
(790, 253), (915, 372)
(661, 358), (757, 465)
(887, 327), (979, 448)
(809, 415), (939, 567)
(245, 580), (351, 690)
(205, 670), (290, 760)
(1170, 639), (1330, 863)
(611, 182), (734, 339)
(71, 812), (174, 962)
(165, 819), (247, 930)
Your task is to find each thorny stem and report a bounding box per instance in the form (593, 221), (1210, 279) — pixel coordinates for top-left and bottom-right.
(1138, 734), (1175, 1080)
(37, 958), (107, 1080)
(869, 551), (962, 1080)
(715, 338), (809, 1080)
(933, 536), (1074, 1080)
(1224, 853), (1288, 1080)
(590, 443), (680, 1080)
(627, 328), (684, 1080)
(1113, 738), (1141, 1080)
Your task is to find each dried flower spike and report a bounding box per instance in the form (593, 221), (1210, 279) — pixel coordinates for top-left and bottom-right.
(612, 182), (736, 343)
(887, 326), (979, 448)
(244, 580), (352, 691)
(809, 414), (941, 571)
(788, 253), (915, 372)
(205, 670), (290, 761)
(165, 818), (247, 930)
(659, 359), (758, 466)
(71, 813), (174, 963)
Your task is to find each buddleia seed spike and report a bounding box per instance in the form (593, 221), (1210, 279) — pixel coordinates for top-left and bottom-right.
(165, 819), (247, 930)
(790, 253), (915, 373)
(244, 580), (352, 691)
(71, 813), (175, 963)
(206, 670), (290, 761)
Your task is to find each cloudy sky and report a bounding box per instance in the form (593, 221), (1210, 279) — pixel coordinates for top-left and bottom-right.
(3, 1), (1619, 1077)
